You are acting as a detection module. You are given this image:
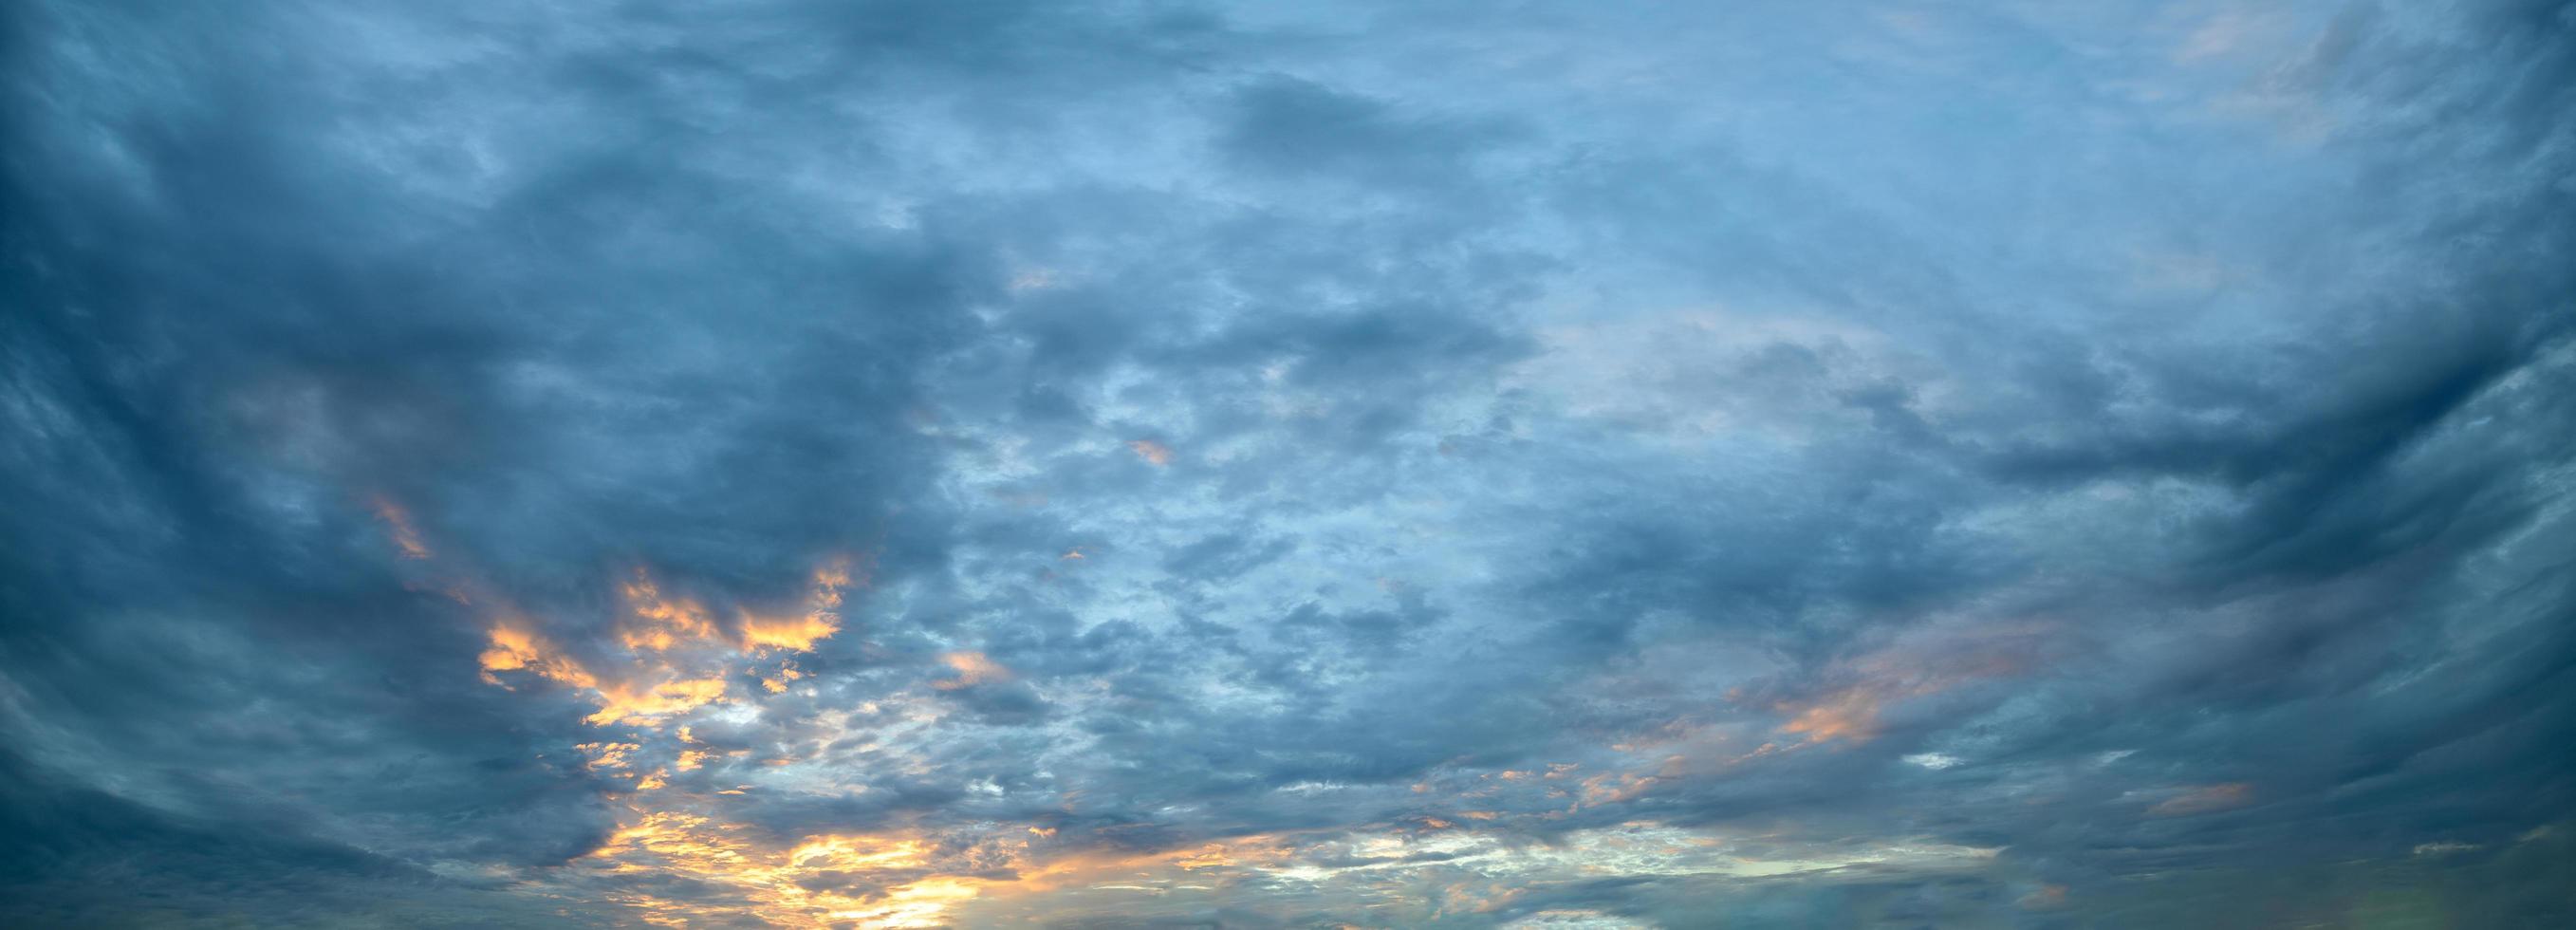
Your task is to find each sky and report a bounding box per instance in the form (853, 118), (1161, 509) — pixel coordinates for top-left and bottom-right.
(2, 1), (2572, 927)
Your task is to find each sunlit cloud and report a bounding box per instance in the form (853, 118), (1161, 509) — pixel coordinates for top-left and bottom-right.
(619, 570), (721, 653)
(559, 811), (995, 928)
(1769, 619), (2051, 745)
(453, 554), (1010, 924)
(2147, 783), (2256, 817)
(1126, 439), (1173, 467)
(932, 651), (1009, 691)
(479, 623), (598, 690)
(370, 496), (432, 560)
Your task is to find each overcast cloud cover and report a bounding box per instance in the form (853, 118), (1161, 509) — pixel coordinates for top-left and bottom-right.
(4, 0), (2573, 926)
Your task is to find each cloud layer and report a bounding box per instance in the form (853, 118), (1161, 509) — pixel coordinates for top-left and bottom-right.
(4, 0), (2572, 926)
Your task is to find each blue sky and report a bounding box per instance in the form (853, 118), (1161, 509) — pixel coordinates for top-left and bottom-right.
(3, 1), (2572, 926)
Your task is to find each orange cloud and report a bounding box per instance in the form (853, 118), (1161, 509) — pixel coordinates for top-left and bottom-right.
(739, 562), (853, 652)
(740, 611), (839, 653)
(574, 813), (994, 928)
(587, 676), (729, 727)
(1770, 621), (2048, 745)
(482, 619), (733, 727)
(1776, 686), (1894, 744)
(621, 569), (721, 652)
(934, 651), (1010, 690)
(1578, 771), (1661, 806)
(2019, 884), (2070, 909)
(484, 559), (854, 727)
(2148, 783), (2254, 817)
(1006, 833), (1296, 893)
(577, 741), (641, 771)
(468, 556), (1010, 926)
(371, 497), (431, 560)
(1127, 439), (1173, 466)
(479, 623), (598, 690)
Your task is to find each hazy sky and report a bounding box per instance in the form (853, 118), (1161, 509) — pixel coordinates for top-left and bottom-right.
(4, 1), (2572, 927)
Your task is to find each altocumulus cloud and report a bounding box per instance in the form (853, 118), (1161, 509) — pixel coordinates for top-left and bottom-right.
(4, 0), (2573, 927)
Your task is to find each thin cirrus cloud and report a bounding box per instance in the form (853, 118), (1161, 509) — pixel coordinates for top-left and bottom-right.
(2, 0), (2571, 927)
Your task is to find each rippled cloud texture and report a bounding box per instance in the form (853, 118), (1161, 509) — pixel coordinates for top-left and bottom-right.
(5, 1), (2573, 927)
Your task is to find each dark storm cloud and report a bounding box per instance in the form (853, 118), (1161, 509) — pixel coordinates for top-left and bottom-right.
(5, 0), (2573, 926)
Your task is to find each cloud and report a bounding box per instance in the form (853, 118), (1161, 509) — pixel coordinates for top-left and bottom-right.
(1125, 439), (1174, 467)
(2146, 783), (2257, 818)
(3, 0), (2572, 926)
